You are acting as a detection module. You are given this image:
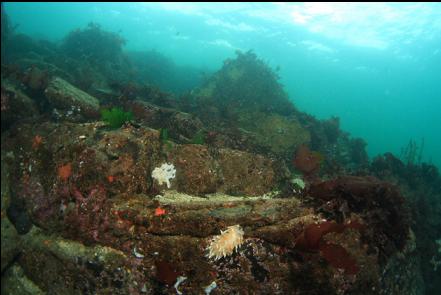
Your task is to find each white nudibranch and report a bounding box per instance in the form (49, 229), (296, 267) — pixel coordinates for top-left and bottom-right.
(207, 225), (244, 260)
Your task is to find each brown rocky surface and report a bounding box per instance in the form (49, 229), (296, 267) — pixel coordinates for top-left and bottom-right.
(0, 120), (415, 294)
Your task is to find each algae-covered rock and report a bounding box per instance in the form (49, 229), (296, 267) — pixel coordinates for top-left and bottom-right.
(170, 144), (219, 194)
(194, 50), (295, 119)
(188, 51), (309, 158)
(4, 122), (285, 202)
(169, 143), (288, 196)
(16, 59), (74, 84)
(1, 82), (39, 129)
(17, 227), (136, 295)
(62, 22), (125, 64)
(1, 217), (21, 272)
(44, 77), (100, 119)
(12, 193), (316, 294)
(239, 112), (310, 156)
(1, 118), (415, 294)
(1, 264), (45, 295)
(379, 229), (425, 295)
(2, 188), (396, 295)
(217, 148), (286, 195)
(127, 100), (204, 142)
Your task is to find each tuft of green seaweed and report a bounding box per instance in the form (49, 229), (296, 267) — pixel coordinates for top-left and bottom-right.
(100, 107), (133, 129)
(159, 128), (169, 142)
(159, 128), (173, 151)
(191, 130), (205, 145)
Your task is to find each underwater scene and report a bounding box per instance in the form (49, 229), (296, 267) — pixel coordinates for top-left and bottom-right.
(1, 2), (440, 295)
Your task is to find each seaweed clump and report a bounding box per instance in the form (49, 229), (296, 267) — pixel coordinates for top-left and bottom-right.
(128, 50), (206, 94)
(190, 130), (205, 145)
(295, 220), (364, 275)
(189, 50), (309, 158)
(308, 176), (410, 262)
(293, 144), (324, 177)
(194, 50), (295, 121)
(62, 22), (125, 64)
(101, 107), (133, 129)
(60, 22), (132, 92)
(369, 153), (441, 294)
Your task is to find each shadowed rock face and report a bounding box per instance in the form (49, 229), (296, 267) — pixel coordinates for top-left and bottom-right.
(308, 176), (410, 261)
(1, 82), (39, 130)
(1, 217), (21, 272)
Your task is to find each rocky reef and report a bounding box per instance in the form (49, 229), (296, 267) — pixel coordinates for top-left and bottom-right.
(1, 12), (440, 295)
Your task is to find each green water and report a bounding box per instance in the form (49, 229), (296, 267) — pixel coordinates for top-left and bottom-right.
(4, 2), (441, 168)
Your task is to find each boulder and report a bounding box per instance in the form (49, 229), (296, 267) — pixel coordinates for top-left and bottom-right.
(1, 82), (38, 129)
(1, 264), (45, 295)
(44, 77), (100, 119)
(1, 217), (21, 272)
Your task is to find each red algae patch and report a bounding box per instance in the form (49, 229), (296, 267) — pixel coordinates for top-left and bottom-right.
(319, 243), (359, 275)
(58, 163), (72, 181)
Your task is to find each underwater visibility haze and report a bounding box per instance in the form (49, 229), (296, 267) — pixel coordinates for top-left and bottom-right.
(1, 2), (440, 295)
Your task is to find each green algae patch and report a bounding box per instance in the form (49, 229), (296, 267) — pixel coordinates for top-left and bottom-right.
(21, 227), (127, 265)
(208, 205), (252, 219)
(101, 107), (133, 129)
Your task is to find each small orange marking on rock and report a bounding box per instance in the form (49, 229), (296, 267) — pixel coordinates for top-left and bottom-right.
(58, 163), (72, 181)
(154, 207), (166, 216)
(32, 135), (43, 149)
